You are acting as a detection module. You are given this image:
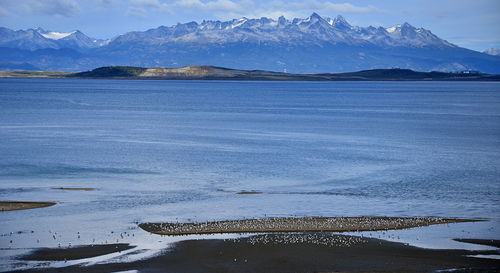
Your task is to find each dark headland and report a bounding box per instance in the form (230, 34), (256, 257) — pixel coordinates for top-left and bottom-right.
(1, 65), (500, 81)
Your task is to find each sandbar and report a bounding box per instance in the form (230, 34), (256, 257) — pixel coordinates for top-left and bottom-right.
(0, 201), (56, 211)
(139, 216), (476, 236)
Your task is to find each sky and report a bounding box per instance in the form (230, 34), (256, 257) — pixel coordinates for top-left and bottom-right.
(0, 0), (499, 51)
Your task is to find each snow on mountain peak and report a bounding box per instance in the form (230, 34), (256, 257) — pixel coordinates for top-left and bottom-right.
(120, 13), (452, 48)
(229, 18), (248, 29)
(39, 30), (76, 40)
(12, 13), (455, 51)
(386, 25), (399, 33)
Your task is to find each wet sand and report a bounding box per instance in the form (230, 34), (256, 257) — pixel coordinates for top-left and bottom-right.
(11, 234), (499, 273)
(21, 244), (134, 261)
(140, 216), (476, 236)
(0, 201), (56, 211)
(454, 238), (500, 248)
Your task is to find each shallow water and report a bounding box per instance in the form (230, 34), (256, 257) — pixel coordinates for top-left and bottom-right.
(0, 79), (499, 270)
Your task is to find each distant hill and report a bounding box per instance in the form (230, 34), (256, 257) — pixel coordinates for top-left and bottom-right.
(2, 66), (499, 81)
(1, 13), (499, 73)
(74, 66), (147, 77)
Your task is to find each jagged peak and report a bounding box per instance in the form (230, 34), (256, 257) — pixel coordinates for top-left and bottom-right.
(401, 22), (415, 29)
(71, 30), (85, 36)
(334, 15), (349, 24)
(331, 15), (352, 29)
(295, 12), (324, 24)
(34, 27), (46, 33)
(176, 21), (198, 27)
(386, 22), (416, 32)
(278, 16), (287, 25)
(309, 12), (322, 20)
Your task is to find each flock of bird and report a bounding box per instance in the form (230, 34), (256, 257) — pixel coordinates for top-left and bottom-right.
(140, 216), (458, 236)
(229, 233), (368, 248)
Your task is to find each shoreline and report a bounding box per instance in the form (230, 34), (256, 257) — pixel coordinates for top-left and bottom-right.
(1, 66), (499, 81)
(2, 76), (500, 82)
(2, 216), (498, 272)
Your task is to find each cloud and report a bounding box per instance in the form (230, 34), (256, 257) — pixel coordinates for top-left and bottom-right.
(0, 0), (81, 17)
(123, 0), (381, 20)
(126, 6), (149, 18)
(174, 0), (250, 12)
(242, 0), (381, 21)
(0, 6), (8, 17)
(126, 0), (170, 18)
(94, 0), (120, 7)
(129, 0), (169, 9)
(269, 0), (380, 14)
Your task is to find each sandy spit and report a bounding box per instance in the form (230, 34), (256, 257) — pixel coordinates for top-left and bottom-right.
(0, 201), (56, 211)
(139, 216), (477, 236)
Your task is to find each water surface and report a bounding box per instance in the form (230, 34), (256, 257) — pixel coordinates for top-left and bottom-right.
(1, 79), (499, 269)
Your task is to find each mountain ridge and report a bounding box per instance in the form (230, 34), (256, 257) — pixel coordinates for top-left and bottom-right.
(1, 13), (499, 73)
(106, 13), (452, 48)
(0, 27), (107, 50)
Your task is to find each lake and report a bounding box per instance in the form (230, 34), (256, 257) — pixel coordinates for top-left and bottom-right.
(1, 79), (499, 269)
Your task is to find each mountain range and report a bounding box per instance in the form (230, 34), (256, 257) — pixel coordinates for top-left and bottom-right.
(1, 13), (500, 73)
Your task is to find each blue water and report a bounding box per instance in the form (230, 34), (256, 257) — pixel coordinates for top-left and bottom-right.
(0, 79), (499, 268)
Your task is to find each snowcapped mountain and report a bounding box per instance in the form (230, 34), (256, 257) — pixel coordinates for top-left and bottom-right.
(0, 27), (58, 50)
(108, 13), (453, 48)
(37, 29), (76, 40)
(0, 27), (108, 50)
(1, 13), (499, 73)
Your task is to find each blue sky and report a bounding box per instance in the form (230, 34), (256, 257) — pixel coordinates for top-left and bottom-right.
(0, 0), (499, 51)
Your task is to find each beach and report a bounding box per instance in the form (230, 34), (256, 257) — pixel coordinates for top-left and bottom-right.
(3, 215), (499, 272)
(10, 233), (499, 273)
